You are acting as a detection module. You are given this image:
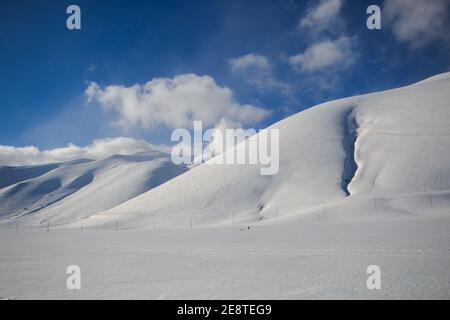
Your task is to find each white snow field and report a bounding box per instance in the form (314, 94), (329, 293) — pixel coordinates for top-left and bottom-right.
(0, 214), (449, 299)
(0, 73), (450, 299)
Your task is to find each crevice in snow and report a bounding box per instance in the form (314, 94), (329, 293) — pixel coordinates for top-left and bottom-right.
(341, 110), (358, 196)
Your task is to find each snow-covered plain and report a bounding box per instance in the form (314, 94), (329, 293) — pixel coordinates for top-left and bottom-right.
(1, 210), (449, 299)
(1, 73), (450, 299)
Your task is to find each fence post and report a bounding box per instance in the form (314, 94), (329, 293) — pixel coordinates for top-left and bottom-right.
(190, 217), (193, 229)
(430, 194), (433, 208)
(373, 198), (377, 211)
(47, 220), (49, 232)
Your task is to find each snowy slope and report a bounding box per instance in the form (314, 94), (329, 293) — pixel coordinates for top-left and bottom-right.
(0, 159), (92, 189)
(0, 151), (187, 225)
(82, 72), (450, 229)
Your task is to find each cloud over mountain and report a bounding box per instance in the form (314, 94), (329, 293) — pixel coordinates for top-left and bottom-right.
(228, 54), (291, 93)
(0, 137), (166, 166)
(384, 0), (450, 48)
(289, 36), (356, 72)
(86, 74), (270, 130)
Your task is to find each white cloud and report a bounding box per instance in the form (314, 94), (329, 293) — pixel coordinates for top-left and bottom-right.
(289, 37), (356, 72)
(86, 74), (270, 130)
(384, 0), (450, 48)
(228, 54), (291, 93)
(0, 137), (169, 166)
(229, 54), (271, 73)
(299, 0), (344, 33)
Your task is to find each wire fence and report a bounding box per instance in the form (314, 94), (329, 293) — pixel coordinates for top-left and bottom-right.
(5, 193), (449, 234)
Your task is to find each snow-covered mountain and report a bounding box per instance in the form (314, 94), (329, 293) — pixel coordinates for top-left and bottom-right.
(0, 151), (187, 225)
(2, 73), (449, 229)
(79, 72), (450, 229)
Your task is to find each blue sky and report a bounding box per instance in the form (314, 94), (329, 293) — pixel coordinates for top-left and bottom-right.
(0, 0), (449, 162)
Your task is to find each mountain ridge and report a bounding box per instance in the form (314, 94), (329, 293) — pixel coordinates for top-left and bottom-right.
(80, 71), (450, 229)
